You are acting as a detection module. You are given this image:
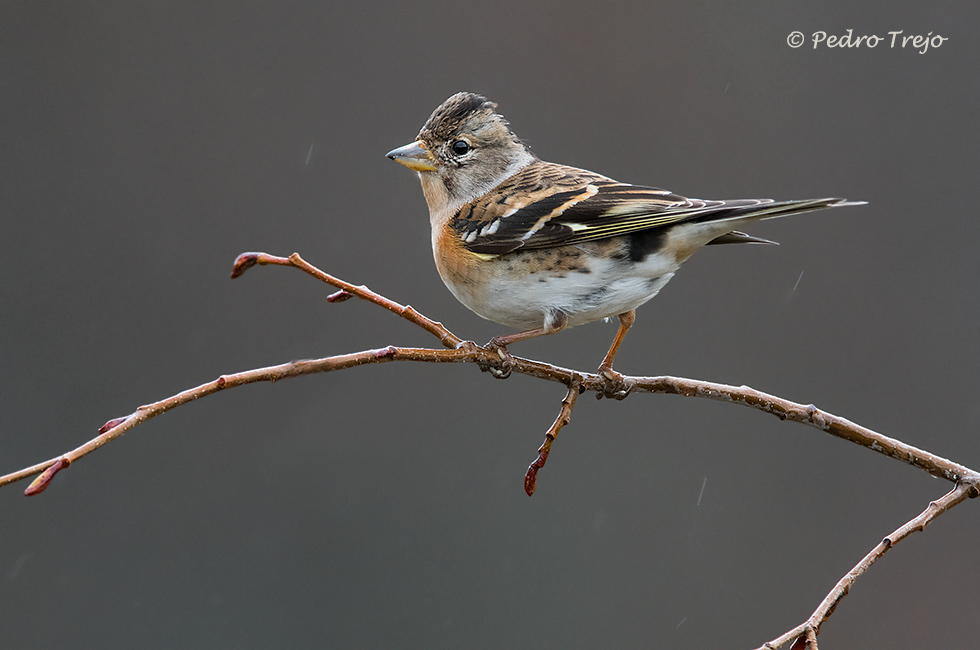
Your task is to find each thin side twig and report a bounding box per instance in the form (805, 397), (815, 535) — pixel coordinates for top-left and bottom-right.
(758, 481), (977, 650)
(524, 377), (584, 496)
(3, 250), (978, 650)
(4, 252), (977, 498)
(231, 252), (463, 349)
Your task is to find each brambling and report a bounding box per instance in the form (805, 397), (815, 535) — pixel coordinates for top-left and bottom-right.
(387, 92), (863, 394)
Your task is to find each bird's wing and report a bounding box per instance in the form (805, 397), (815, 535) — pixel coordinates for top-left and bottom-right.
(452, 161), (775, 255)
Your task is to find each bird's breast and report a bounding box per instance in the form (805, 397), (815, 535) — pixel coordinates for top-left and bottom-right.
(431, 233), (681, 330)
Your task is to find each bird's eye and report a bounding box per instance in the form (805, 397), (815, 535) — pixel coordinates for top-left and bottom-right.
(451, 140), (471, 156)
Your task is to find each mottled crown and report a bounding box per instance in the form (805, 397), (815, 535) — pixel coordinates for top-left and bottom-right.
(418, 92), (528, 154)
(421, 92), (498, 140)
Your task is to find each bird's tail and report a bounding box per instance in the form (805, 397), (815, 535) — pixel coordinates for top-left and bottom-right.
(701, 197), (866, 246)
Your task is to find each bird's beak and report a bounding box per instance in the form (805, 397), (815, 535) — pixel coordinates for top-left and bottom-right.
(386, 140), (437, 172)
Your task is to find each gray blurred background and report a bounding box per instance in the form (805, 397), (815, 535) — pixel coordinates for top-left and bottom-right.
(2, 2), (977, 648)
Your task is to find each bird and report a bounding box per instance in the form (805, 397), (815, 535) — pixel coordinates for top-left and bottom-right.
(386, 92), (863, 395)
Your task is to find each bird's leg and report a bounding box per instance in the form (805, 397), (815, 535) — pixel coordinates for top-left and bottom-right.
(597, 310), (635, 399)
(482, 310), (568, 379)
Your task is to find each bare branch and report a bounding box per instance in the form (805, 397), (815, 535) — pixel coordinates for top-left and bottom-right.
(759, 481), (978, 650)
(2, 250), (978, 649)
(524, 376), (584, 496)
(806, 628), (819, 650)
(629, 377), (975, 484)
(5, 251), (977, 497)
(6, 345), (974, 496)
(0, 345), (467, 492)
(231, 252), (462, 349)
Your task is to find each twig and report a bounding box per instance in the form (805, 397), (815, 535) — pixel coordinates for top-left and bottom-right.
(629, 377), (974, 484)
(524, 377), (584, 496)
(2, 251), (978, 648)
(8, 349), (974, 497)
(9, 346), (414, 493)
(759, 481), (978, 649)
(4, 251), (976, 495)
(231, 252), (462, 349)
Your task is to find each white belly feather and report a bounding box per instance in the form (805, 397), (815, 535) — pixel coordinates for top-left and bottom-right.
(444, 246), (680, 331)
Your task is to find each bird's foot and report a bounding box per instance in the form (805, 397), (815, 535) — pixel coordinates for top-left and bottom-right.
(597, 365), (633, 400)
(476, 337), (515, 379)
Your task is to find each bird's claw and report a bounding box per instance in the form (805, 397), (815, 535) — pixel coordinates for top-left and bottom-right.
(598, 367), (633, 400)
(476, 339), (514, 379)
